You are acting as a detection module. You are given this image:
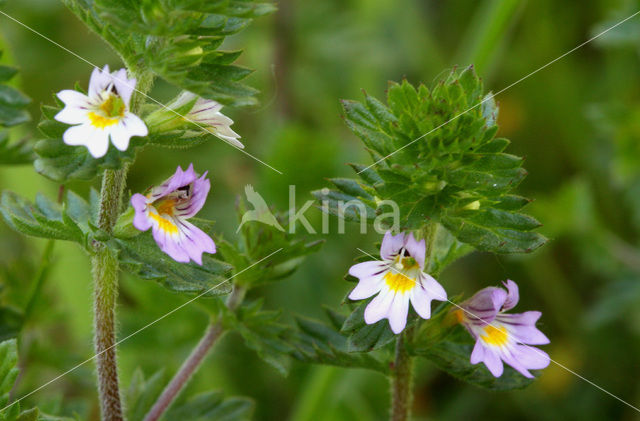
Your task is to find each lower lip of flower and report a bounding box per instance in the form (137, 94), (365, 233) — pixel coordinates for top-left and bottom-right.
(384, 271), (415, 293)
(481, 325), (509, 347)
(149, 211), (179, 235)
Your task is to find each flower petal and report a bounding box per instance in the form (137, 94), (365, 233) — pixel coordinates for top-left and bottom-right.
(512, 344), (550, 370)
(388, 292), (410, 334)
(409, 273), (446, 319)
(111, 68), (136, 107)
(462, 286), (506, 324)
(89, 65), (112, 98)
(403, 232), (426, 269)
(499, 312), (550, 345)
(470, 339), (486, 364)
(151, 222), (189, 263)
(482, 348), (504, 377)
(63, 124), (110, 158)
(131, 194), (151, 231)
(349, 272), (385, 300)
(502, 279), (519, 311)
(348, 261), (387, 279)
(380, 231), (404, 261)
(174, 172), (210, 218)
(176, 219), (216, 265)
(364, 288), (394, 325)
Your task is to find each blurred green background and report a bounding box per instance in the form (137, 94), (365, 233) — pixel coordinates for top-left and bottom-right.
(2, 0), (640, 419)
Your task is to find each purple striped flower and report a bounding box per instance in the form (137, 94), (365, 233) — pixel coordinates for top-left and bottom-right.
(348, 231), (447, 334)
(131, 164), (216, 264)
(456, 280), (550, 378)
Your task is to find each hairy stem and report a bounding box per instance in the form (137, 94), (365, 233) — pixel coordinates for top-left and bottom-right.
(390, 332), (414, 421)
(90, 65), (154, 421)
(143, 286), (247, 421)
(92, 168), (129, 421)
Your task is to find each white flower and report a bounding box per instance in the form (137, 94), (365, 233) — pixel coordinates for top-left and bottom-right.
(168, 91), (243, 149)
(54, 65), (148, 158)
(348, 231), (448, 334)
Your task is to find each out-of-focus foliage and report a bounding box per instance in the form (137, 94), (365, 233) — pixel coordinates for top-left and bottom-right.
(0, 50), (32, 166)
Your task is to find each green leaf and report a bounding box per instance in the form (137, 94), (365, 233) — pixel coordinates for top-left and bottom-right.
(232, 300), (293, 376)
(0, 51), (30, 129)
(292, 309), (390, 374)
(341, 301), (396, 352)
(0, 191), (88, 245)
(64, 0), (275, 107)
(163, 391), (253, 421)
(0, 339), (19, 414)
(318, 68), (544, 257)
(113, 226), (233, 296)
(411, 325), (535, 391)
(33, 104), (143, 182)
(125, 369), (165, 421)
(441, 208), (547, 253)
(0, 132), (33, 166)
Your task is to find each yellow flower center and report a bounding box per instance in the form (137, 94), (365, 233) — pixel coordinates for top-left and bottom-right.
(481, 325), (509, 347)
(88, 94), (126, 129)
(384, 272), (414, 293)
(155, 199), (176, 216)
(384, 256), (420, 293)
(100, 94), (126, 117)
(149, 212), (178, 235)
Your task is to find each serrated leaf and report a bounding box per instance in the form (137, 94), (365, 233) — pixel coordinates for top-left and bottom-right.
(64, 0), (274, 107)
(319, 68), (544, 258)
(292, 314), (390, 374)
(233, 300), (292, 376)
(441, 208), (547, 253)
(341, 301), (396, 352)
(0, 191), (88, 245)
(112, 225), (233, 297)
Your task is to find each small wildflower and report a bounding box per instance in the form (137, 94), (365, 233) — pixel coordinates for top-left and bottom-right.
(348, 231), (447, 334)
(131, 164), (216, 264)
(166, 91), (243, 149)
(54, 65), (148, 158)
(456, 280), (550, 378)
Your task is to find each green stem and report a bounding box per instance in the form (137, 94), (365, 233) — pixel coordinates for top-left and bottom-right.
(91, 66), (154, 421)
(390, 332), (414, 421)
(143, 285), (247, 421)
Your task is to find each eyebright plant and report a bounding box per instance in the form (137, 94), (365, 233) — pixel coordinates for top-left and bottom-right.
(303, 66), (550, 419)
(0, 2), (551, 421)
